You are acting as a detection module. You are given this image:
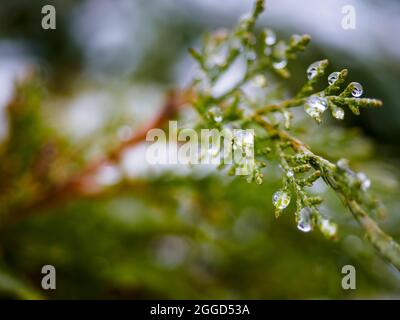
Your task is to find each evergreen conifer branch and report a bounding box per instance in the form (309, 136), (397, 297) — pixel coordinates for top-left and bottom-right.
(189, 0), (400, 269)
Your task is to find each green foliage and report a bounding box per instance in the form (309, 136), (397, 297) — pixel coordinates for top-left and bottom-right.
(1, 0), (400, 300)
(188, 0), (400, 268)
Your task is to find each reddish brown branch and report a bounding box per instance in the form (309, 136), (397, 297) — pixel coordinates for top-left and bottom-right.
(11, 88), (193, 221)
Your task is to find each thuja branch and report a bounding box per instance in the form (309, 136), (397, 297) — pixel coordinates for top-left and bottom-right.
(189, 0), (400, 270)
(254, 115), (400, 269)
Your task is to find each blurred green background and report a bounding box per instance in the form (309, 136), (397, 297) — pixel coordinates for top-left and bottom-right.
(0, 0), (400, 299)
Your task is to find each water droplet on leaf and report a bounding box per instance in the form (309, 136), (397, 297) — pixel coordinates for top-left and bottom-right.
(351, 82), (363, 97)
(246, 50), (257, 61)
(290, 34), (303, 46)
(252, 74), (267, 87)
(255, 171), (263, 185)
(297, 207), (312, 232)
(306, 60), (324, 80)
(304, 96), (327, 120)
(264, 28), (276, 46)
(337, 158), (349, 170)
(357, 172), (371, 191)
(328, 72), (340, 85)
(272, 190), (291, 210)
(319, 218), (338, 238)
(273, 59), (287, 70)
(208, 106), (223, 123)
(332, 106), (345, 120)
(263, 47), (272, 56)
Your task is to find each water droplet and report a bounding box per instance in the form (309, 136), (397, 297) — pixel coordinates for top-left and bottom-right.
(239, 13), (251, 22)
(357, 172), (371, 191)
(306, 61), (324, 80)
(264, 28), (276, 46)
(286, 170), (294, 178)
(319, 218), (337, 238)
(234, 130), (254, 147)
(283, 111), (292, 129)
(328, 72), (340, 85)
(263, 47), (272, 56)
(351, 82), (363, 97)
(208, 106), (223, 123)
(205, 43), (229, 69)
(337, 158), (349, 170)
(304, 96), (327, 119)
(255, 172), (263, 185)
(272, 190), (291, 210)
(332, 106), (345, 120)
(297, 207), (312, 232)
(246, 50), (257, 61)
(290, 34), (303, 45)
(252, 74), (267, 87)
(272, 41), (287, 59)
(273, 59), (287, 70)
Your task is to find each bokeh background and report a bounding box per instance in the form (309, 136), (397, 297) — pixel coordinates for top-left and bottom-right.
(0, 0), (400, 299)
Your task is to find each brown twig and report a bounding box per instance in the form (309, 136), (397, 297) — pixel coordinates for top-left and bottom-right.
(11, 88), (193, 221)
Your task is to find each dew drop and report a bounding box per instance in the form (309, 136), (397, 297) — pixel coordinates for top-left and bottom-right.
(357, 172), (371, 191)
(286, 170), (294, 178)
(290, 34), (303, 46)
(273, 59), (287, 70)
(234, 130), (254, 147)
(264, 28), (276, 46)
(297, 207), (312, 232)
(246, 50), (257, 61)
(252, 74), (267, 88)
(328, 72), (340, 85)
(319, 218), (337, 238)
(263, 47), (272, 56)
(206, 45), (229, 68)
(208, 106), (223, 123)
(336, 158), (349, 170)
(272, 190), (291, 210)
(351, 82), (363, 97)
(306, 60), (324, 80)
(255, 172), (263, 185)
(332, 106), (345, 120)
(304, 96), (328, 119)
(272, 41), (287, 59)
